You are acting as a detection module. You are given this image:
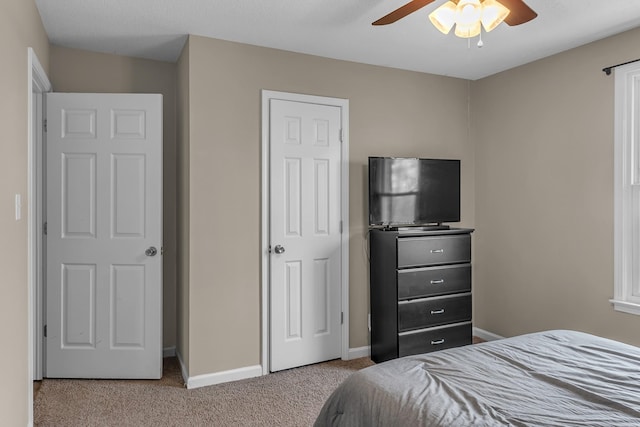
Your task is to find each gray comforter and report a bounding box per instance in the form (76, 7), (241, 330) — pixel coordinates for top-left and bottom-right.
(314, 330), (640, 426)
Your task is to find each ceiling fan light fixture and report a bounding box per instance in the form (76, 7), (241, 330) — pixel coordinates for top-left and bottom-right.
(426, 0), (513, 39)
(428, 1), (457, 34)
(481, 0), (510, 32)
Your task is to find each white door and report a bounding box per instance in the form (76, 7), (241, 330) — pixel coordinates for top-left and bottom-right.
(269, 99), (342, 372)
(45, 93), (163, 379)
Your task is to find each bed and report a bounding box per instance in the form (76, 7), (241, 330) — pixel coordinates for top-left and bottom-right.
(314, 330), (640, 426)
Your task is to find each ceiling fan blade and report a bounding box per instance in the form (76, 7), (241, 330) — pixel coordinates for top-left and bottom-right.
(499, 0), (538, 26)
(372, 0), (436, 25)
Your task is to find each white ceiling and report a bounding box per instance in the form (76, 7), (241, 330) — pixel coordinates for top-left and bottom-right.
(35, 0), (640, 80)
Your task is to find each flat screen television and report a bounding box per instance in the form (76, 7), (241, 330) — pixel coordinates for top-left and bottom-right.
(368, 157), (460, 228)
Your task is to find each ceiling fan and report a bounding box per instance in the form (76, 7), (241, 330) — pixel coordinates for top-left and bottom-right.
(372, 0), (537, 38)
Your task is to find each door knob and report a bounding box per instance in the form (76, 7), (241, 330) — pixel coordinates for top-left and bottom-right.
(274, 245), (285, 254)
(145, 246), (158, 257)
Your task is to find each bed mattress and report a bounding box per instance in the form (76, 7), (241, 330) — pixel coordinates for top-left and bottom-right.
(314, 330), (640, 426)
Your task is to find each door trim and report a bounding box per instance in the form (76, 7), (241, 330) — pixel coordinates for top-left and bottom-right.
(27, 47), (51, 424)
(260, 90), (349, 375)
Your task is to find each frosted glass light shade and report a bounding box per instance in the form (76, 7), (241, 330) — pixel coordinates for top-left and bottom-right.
(456, 0), (482, 25)
(454, 0), (482, 38)
(481, 0), (510, 32)
(429, 1), (457, 34)
(454, 20), (481, 38)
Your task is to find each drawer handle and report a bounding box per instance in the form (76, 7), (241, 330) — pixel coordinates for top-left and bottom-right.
(431, 339), (446, 345)
(430, 309), (445, 315)
(430, 279), (445, 285)
(430, 249), (444, 254)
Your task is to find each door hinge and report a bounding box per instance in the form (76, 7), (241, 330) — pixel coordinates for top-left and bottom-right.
(339, 220), (343, 234)
(43, 119), (47, 133)
(43, 221), (47, 235)
(341, 312), (344, 325)
(339, 128), (343, 143)
(44, 324), (47, 338)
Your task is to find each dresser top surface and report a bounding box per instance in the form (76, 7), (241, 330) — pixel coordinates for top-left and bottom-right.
(370, 227), (474, 237)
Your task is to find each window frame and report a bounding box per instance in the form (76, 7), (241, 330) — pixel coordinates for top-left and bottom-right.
(612, 61), (640, 315)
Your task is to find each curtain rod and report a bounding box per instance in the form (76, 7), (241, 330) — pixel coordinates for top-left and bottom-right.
(603, 58), (640, 75)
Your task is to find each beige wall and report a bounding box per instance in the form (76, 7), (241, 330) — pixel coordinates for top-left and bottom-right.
(0, 0), (49, 423)
(48, 46), (179, 350)
(472, 27), (640, 346)
(184, 35), (473, 376)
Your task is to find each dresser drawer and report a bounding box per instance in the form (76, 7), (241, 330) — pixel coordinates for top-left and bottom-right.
(397, 234), (471, 268)
(398, 293), (471, 331)
(398, 322), (472, 357)
(398, 264), (471, 300)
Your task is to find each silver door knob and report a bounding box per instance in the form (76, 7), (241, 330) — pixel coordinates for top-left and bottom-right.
(274, 245), (285, 254)
(145, 246), (158, 257)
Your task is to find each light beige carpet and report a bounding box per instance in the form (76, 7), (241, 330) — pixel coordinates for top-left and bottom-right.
(34, 357), (374, 426)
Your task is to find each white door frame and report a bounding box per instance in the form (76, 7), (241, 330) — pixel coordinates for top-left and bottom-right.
(260, 90), (350, 375)
(27, 47), (52, 424)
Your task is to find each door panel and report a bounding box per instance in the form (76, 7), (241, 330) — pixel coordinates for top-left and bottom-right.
(111, 264), (145, 348)
(314, 258), (330, 335)
(61, 263), (96, 348)
(285, 261), (302, 340)
(269, 99), (342, 372)
(285, 158), (301, 236)
(46, 93), (162, 379)
(112, 154), (146, 237)
(62, 153), (96, 237)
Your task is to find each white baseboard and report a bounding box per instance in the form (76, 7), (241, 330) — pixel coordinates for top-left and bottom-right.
(187, 365), (262, 389)
(348, 346), (370, 359)
(163, 346), (176, 358)
(174, 346), (371, 390)
(175, 351), (262, 390)
(473, 327), (505, 342)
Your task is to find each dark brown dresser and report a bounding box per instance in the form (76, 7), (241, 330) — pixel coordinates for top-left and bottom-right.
(369, 228), (474, 363)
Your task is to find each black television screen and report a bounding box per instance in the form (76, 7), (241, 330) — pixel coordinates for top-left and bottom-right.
(368, 157), (460, 227)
